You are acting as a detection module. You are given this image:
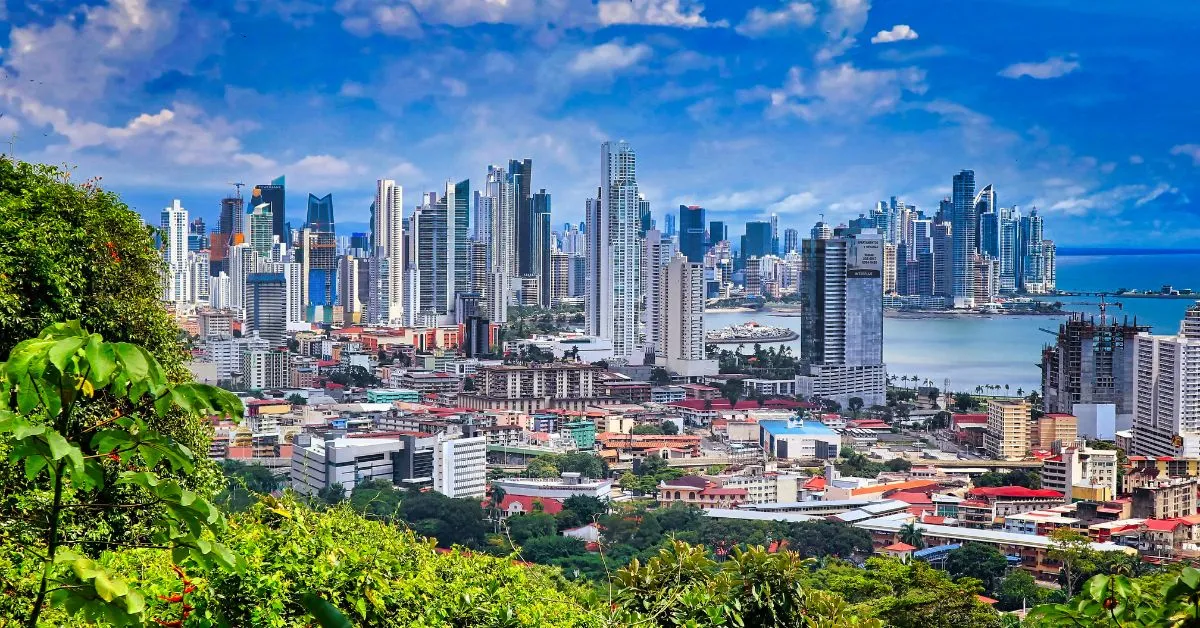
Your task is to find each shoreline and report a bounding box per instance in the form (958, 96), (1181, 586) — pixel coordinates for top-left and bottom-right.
(884, 309), (1066, 319)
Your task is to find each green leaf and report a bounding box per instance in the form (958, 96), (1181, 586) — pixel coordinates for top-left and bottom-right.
(299, 592), (355, 628)
(12, 420), (45, 440)
(93, 571), (128, 602)
(23, 455), (49, 481)
(48, 336), (86, 375)
(1088, 575), (1110, 601)
(45, 428), (75, 461)
(124, 590), (146, 615)
(84, 335), (118, 387)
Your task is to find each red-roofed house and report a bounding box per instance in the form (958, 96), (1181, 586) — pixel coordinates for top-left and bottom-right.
(658, 475), (749, 510)
(952, 414), (989, 450)
(880, 542), (916, 560)
(491, 495), (564, 519)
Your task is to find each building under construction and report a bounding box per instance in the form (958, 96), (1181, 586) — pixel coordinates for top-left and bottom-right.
(1041, 312), (1148, 415)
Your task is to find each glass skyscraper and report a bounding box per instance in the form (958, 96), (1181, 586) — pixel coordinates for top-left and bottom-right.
(252, 176), (286, 241)
(951, 169), (976, 308)
(678, 204), (706, 263)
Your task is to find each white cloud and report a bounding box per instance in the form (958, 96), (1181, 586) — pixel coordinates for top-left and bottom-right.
(337, 1), (421, 36)
(597, 0), (726, 28)
(290, 154), (360, 178)
(769, 191), (821, 213)
(816, 0), (871, 63)
(1045, 183), (1177, 217)
(339, 81), (366, 97)
(1135, 183), (1179, 206)
(568, 41), (653, 76)
(870, 24), (918, 44)
(735, 2), (817, 37)
(756, 63), (927, 121)
(999, 55), (1081, 79)
(1129, 155), (1145, 165)
(1170, 144), (1200, 165)
(663, 49), (723, 74)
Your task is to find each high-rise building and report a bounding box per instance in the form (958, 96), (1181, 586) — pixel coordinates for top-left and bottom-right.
(241, 348), (288, 391)
(532, 189), (552, 307)
(550, 251), (570, 306)
(160, 199), (190, 305)
(338, 255), (361, 325)
(951, 170), (977, 308)
(307, 193), (334, 234)
(783, 228), (799, 254)
(189, 250), (210, 305)
(664, 213), (677, 238)
(1019, 210), (1045, 292)
(798, 230), (886, 407)
(448, 180), (471, 311)
(810, 221), (832, 241)
(933, 220), (953, 301)
(658, 253), (718, 377)
(883, 243), (897, 294)
(741, 221), (773, 260)
(188, 218), (207, 252)
(485, 165), (516, 324)
(678, 205), (706, 263)
(769, 213), (779, 255)
(251, 177), (286, 242)
(371, 179), (405, 325)
(708, 220), (727, 248)
(511, 158), (534, 277)
(246, 272), (287, 347)
(468, 239), (490, 301)
(643, 230), (677, 359)
(1130, 302), (1200, 457)
(984, 399), (1031, 461)
(472, 190), (494, 245)
(586, 141), (643, 362)
(349, 232), (370, 253)
(247, 203), (274, 258)
(228, 243), (260, 314)
(638, 195), (652, 237)
(433, 434), (487, 499)
(1042, 313), (1147, 420)
(974, 183), (996, 255)
(411, 181), (470, 324)
(276, 261), (304, 325)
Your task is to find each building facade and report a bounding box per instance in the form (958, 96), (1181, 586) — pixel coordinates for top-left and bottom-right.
(1131, 302), (1200, 457)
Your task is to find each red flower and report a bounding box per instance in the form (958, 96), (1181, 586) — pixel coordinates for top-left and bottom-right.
(105, 241), (122, 263)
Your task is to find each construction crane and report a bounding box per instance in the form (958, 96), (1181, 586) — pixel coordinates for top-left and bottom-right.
(1039, 295), (1124, 335)
(228, 182), (245, 199)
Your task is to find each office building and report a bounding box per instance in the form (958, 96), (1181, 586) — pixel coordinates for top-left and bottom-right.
(549, 251), (570, 306)
(664, 213), (677, 237)
(247, 203), (274, 257)
(984, 399), (1031, 461)
(160, 199), (190, 305)
(532, 188), (552, 307)
(1042, 313), (1147, 420)
(810, 221), (833, 241)
(228, 243), (260, 314)
(410, 181), (470, 324)
(370, 178), (404, 326)
(485, 165), (516, 323)
(679, 205), (706, 263)
(1131, 302), (1200, 456)
(290, 436), (404, 497)
(951, 170), (976, 308)
(188, 218), (207, 252)
(741, 221), (773, 260)
(798, 231), (886, 406)
(974, 184), (996, 255)
(246, 272), (287, 346)
(189, 251), (210, 305)
(1132, 478), (1200, 520)
(251, 177), (286, 242)
(658, 254), (718, 376)
(883, 243), (897, 294)
(933, 220), (953, 301)
(709, 220), (727, 247)
(782, 228), (799, 254)
(433, 434), (487, 499)
(585, 141), (642, 362)
(511, 158), (535, 279)
(1032, 413), (1078, 450)
(1040, 443), (1119, 502)
(338, 255), (361, 324)
(277, 261), (304, 324)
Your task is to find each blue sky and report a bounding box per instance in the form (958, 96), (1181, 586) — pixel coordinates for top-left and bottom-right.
(1, 0), (1198, 246)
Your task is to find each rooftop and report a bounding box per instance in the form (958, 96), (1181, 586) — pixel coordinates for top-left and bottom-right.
(759, 419), (838, 437)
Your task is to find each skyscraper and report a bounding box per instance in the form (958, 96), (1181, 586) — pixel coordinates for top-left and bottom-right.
(189, 251), (210, 305)
(708, 220), (727, 247)
(1131, 302), (1200, 456)
(678, 205), (706, 263)
(252, 176), (286, 242)
(799, 230), (887, 406)
(643, 229), (677, 359)
(160, 199), (190, 305)
(307, 193), (334, 234)
(302, 194), (337, 318)
(1042, 313), (1148, 419)
(951, 170), (977, 308)
(247, 203), (273, 258)
(188, 218), (207, 252)
(658, 253), (718, 376)
(448, 179), (471, 311)
(769, 213), (779, 255)
(974, 183), (996, 255)
(782, 228), (799, 254)
(933, 220), (953, 301)
(338, 255), (361, 325)
(511, 158), (534, 277)
(664, 213), (677, 238)
(586, 141), (642, 362)
(246, 272), (287, 347)
(410, 181), (470, 324)
(532, 189), (552, 307)
(742, 221), (773, 260)
(370, 179), (404, 325)
(485, 165), (517, 323)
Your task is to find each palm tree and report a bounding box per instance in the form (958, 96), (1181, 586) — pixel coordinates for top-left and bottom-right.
(898, 522), (926, 549)
(1005, 384), (1010, 396)
(1017, 388), (1024, 397)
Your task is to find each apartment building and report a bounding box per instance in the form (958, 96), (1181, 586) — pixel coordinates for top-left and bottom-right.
(1132, 477), (1200, 519)
(1040, 443), (1119, 501)
(984, 399), (1031, 460)
(433, 435), (487, 499)
(1032, 413), (1078, 450)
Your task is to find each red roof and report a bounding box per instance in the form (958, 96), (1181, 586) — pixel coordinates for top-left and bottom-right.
(1144, 518), (1186, 532)
(884, 542), (916, 552)
(491, 495), (564, 515)
(890, 491), (934, 505)
(968, 486), (1064, 500)
(803, 476), (827, 491)
(667, 399), (800, 412)
(952, 414), (988, 425)
(922, 515), (948, 525)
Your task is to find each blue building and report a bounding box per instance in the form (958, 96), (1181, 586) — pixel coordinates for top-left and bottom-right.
(758, 419), (841, 459)
(679, 204), (706, 263)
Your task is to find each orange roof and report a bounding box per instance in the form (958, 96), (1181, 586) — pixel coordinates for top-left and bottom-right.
(850, 479), (940, 496)
(976, 595), (998, 605)
(803, 476), (827, 491)
(883, 542), (916, 552)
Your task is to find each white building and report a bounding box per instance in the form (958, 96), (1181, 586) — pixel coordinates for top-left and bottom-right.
(1040, 442), (1120, 501)
(658, 254), (717, 377)
(586, 141), (642, 363)
(1131, 302), (1200, 457)
(643, 229), (676, 359)
(228, 243), (261, 317)
(241, 348), (288, 390)
(371, 178), (405, 325)
(492, 473), (613, 501)
(433, 435), (486, 499)
(275, 261), (305, 325)
(160, 199), (190, 304)
(290, 436), (403, 497)
(206, 333), (269, 380)
(189, 250), (210, 305)
(338, 255), (360, 324)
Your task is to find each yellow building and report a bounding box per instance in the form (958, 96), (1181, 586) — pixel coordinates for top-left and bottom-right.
(984, 399), (1031, 460)
(1033, 413), (1078, 450)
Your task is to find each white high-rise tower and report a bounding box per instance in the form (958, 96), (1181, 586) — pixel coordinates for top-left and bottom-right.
(160, 199), (191, 304)
(370, 179), (405, 325)
(586, 141), (642, 362)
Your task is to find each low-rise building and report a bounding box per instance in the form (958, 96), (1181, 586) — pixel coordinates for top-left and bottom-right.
(650, 386), (686, 404)
(1032, 413), (1078, 450)
(758, 419), (841, 460)
(290, 435), (403, 497)
(366, 388), (422, 404)
(958, 486), (1065, 528)
(1132, 477), (1200, 519)
(492, 473), (613, 501)
(658, 475), (749, 510)
(1041, 442), (1119, 502)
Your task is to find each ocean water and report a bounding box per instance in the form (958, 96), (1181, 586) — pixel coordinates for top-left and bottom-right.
(706, 253), (1200, 393)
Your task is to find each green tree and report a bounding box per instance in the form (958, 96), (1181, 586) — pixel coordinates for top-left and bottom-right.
(286, 393), (307, 405)
(661, 420), (680, 435)
(1048, 528), (1099, 598)
(0, 322), (243, 626)
(556, 495), (608, 530)
(398, 492), (488, 549)
(898, 522), (926, 550)
(954, 392), (977, 413)
(721, 378), (744, 405)
(885, 458), (913, 472)
(996, 570), (1042, 611)
(848, 396), (865, 417)
(507, 512), (558, 544)
(348, 479), (405, 522)
(317, 483), (347, 506)
(946, 542), (1009, 593)
(522, 535), (588, 564)
(631, 423), (665, 435)
(650, 367), (672, 385)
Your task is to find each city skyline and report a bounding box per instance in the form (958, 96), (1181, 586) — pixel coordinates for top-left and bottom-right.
(0, 1), (1198, 246)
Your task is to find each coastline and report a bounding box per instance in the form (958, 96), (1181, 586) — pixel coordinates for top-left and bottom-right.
(884, 309), (1067, 320)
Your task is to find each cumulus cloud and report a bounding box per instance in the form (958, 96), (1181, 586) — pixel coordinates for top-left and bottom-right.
(1129, 155), (1145, 165)
(568, 41), (653, 76)
(735, 2), (817, 37)
(1170, 144), (1200, 165)
(870, 24), (918, 44)
(597, 0), (726, 28)
(816, 0), (871, 63)
(999, 55), (1081, 79)
(748, 63), (927, 122)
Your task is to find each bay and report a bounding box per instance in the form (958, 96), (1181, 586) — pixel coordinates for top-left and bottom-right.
(705, 253), (1200, 394)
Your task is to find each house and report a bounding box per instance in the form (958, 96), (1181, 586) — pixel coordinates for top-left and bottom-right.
(492, 494), (564, 519)
(957, 486), (1065, 528)
(657, 475), (749, 510)
(880, 542), (916, 561)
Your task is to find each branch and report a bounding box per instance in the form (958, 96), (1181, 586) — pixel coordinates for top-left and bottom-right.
(60, 499), (161, 511)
